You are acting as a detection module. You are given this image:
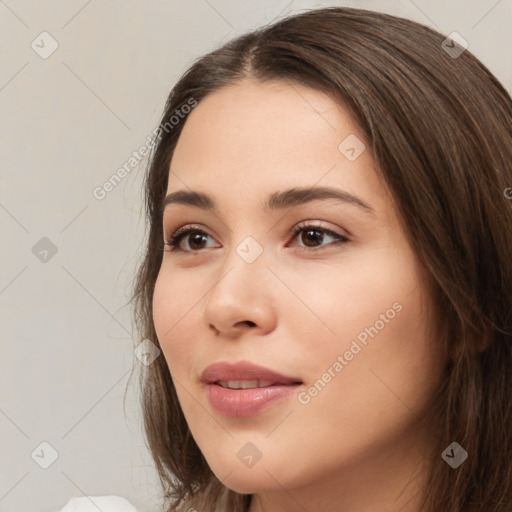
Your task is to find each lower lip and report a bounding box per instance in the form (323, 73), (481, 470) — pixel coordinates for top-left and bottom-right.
(206, 383), (300, 417)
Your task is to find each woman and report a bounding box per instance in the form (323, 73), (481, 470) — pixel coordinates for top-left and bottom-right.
(132, 7), (512, 512)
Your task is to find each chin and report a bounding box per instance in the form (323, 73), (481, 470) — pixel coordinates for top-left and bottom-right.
(204, 447), (311, 496)
(217, 470), (276, 494)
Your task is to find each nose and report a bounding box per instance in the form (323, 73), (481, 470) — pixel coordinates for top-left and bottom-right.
(202, 248), (277, 339)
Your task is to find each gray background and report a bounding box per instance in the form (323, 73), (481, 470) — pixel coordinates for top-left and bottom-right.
(1, 1), (511, 511)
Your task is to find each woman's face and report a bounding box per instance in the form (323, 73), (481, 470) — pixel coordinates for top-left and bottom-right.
(153, 79), (443, 505)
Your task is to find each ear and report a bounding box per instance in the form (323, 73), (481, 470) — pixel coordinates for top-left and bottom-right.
(475, 329), (493, 353)
(449, 329), (492, 361)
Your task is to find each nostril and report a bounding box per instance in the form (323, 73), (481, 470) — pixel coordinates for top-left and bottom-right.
(239, 320), (256, 328)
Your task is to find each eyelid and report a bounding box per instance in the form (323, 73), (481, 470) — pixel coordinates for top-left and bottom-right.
(288, 220), (349, 241)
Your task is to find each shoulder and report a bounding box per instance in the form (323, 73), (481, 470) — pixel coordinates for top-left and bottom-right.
(54, 495), (138, 511)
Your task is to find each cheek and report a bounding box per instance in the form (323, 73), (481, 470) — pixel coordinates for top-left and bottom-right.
(288, 248), (441, 429)
(301, 275), (441, 437)
(274, 248), (419, 353)
(152, 269), (202, 377)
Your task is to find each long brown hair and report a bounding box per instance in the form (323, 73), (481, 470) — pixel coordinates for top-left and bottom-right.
(130, 7), (512, 511)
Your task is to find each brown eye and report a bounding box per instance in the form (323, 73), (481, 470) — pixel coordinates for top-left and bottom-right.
(164, 226), (218, 252)
(289, 224), (349, 251)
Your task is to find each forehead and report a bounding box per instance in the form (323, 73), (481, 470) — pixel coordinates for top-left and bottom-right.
(167, 79), (391, 214)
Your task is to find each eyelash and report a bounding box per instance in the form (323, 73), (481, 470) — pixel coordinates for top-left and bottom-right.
(163, 222), (349, 254)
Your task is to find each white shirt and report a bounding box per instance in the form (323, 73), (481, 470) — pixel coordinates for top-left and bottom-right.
(53, 495), (138, 511)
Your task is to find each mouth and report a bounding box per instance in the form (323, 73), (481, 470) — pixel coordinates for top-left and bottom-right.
(200, 361), (303, 417)
(215, 379), (300, 389)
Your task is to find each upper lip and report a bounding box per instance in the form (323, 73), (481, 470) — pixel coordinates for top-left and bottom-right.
(200, 361), (302, 385)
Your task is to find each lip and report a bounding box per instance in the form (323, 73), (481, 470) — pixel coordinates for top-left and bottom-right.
(201, 361), (301, 384)
(201, 361), (302, 417)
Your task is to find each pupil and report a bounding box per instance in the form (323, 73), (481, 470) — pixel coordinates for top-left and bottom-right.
(303, 229), (323, 247)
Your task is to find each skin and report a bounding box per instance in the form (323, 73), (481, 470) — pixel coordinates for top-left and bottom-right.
(152, 79), (445, 512)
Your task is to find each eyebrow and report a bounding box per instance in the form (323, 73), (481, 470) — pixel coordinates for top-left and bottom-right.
(161, 186), (375, 215)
